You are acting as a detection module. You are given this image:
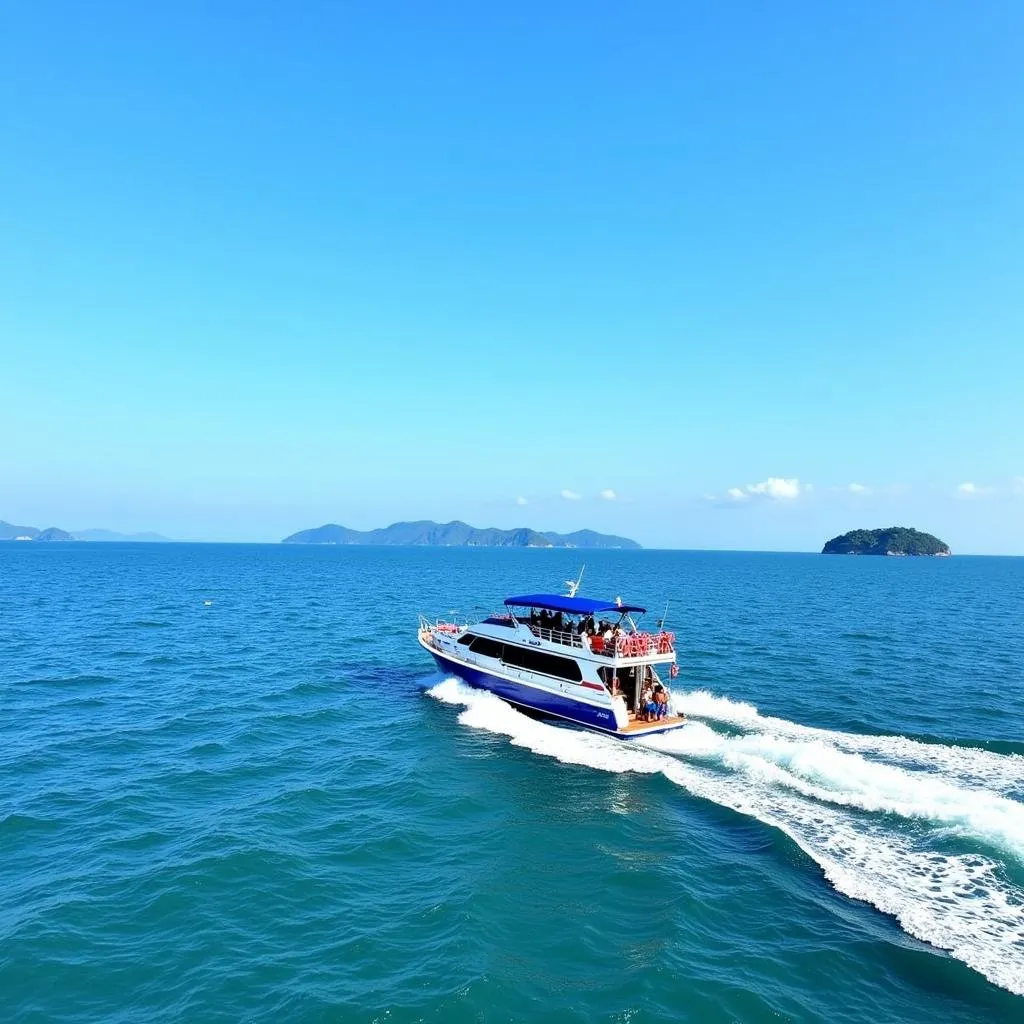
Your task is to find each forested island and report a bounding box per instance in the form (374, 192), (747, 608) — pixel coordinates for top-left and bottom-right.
(822, 527), (950, 556)
(282, 520), (641, 549)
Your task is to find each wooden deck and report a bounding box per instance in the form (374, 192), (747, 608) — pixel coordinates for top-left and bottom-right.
(619, 714), (686, 735)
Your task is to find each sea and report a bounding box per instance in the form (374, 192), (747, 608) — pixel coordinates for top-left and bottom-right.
(2, 544), (1023, 1023)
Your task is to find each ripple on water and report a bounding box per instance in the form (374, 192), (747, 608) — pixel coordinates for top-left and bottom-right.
(1, 546), (1023, 1024)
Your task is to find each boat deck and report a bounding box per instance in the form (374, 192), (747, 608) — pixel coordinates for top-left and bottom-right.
(619, 714), (686, 735)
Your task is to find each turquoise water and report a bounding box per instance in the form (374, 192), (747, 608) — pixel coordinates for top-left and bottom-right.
(2, 545), (1023, 1022)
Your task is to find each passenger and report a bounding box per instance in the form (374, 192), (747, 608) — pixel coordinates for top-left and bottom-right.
(653, 683), (669, 720)
(640, 680), (655, 722)
(553, 611), (563, 632)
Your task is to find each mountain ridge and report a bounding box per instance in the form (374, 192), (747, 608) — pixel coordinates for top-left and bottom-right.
(282, 520), (641, 549)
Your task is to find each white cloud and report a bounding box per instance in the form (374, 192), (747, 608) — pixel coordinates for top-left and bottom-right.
(707, 477), (806, 505)
(560, 489), (581, 501)
(956, 481), (994, 498)
(599, 489), (617, 501)
(847, 482), (871, 494)
(745, 477), (804, 500)
(515, 496), (528, 506)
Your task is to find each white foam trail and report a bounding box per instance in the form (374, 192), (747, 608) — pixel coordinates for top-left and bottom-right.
(676, 689), (1024, 796)
(642, 728), (1024, 862)
(427, 679), (1024, 996)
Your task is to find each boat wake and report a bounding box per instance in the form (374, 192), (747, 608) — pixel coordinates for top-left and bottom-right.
(676, 689), (1024, 796)
(427, 679), (1024, 997)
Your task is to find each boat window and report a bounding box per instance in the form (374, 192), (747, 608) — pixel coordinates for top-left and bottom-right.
(502, 644), (583, 682)
(469, 636), (504, 659)
(457, 633), (475, 646)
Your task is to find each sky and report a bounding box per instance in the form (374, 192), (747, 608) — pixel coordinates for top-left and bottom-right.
(1, 1), (1022, 551)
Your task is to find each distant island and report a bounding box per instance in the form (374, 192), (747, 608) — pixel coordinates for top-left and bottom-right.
(0, 520), (68, 542)
(0, 520), (173, 543)
(34, 527), (76, 543)
(282, 520), (641, 549)
(73, 528), (173, 542)
(822, 527), (950, 556)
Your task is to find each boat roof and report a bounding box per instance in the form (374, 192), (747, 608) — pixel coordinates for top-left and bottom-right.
(504, 593), (646, 615)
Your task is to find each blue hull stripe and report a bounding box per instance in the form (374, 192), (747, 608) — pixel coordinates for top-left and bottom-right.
(428, 649), (621, 733)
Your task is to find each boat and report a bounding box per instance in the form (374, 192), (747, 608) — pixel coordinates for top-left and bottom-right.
(418, 584), (686, 738)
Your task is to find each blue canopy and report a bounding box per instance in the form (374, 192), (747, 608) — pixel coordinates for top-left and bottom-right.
(504, 593), (646, 615)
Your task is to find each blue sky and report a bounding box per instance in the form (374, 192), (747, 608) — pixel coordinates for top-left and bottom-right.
(2, 2), (1022, 551)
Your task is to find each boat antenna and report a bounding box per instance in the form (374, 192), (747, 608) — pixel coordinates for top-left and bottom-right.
(564, 564), (585, 598)
(658, 600), (670, 630)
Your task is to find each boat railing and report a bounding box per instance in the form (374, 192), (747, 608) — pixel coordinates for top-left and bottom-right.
(525, 624), (584, 649)
(525, 625), (676, 658)
(588, 630), (676, 658)
(420, 614), (467, 635)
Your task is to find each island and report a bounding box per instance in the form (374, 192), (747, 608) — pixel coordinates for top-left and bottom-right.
(0, 521), (77, 542)
(282, 520), (641, 549)
(1, 519), (173, 542)
(0, 520), (40, 541)
(34, 527), (76, 543)
(822, 527), (950, 557)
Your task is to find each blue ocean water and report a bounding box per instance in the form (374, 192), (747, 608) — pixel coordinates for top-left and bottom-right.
(1, 544), (1022, 1023)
